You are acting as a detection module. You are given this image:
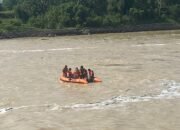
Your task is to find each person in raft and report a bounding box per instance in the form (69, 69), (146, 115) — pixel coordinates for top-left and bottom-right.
(80, 66), (85, 79)
(87, 69), (94, 82)
(63, 65), (68, 77)
(73, 67), (80, 79)
(67, 68), (73, 80)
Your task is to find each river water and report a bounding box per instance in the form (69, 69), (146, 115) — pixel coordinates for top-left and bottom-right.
(0, 30), (180, 130)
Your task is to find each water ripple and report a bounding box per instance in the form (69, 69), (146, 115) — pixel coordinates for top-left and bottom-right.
(1, 80), (180, 114)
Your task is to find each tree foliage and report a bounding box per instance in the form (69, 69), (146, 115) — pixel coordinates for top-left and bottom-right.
(1, 0), (180, 28)
(0, 4), (2, 11)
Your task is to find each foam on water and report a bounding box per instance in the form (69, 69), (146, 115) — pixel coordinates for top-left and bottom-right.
(0, 47), (96, 54)
(133, 44), (165, 47)
(1, 80), (180, 114)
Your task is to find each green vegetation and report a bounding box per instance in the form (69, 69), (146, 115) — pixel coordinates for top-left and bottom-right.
(0, 0), (180, 32)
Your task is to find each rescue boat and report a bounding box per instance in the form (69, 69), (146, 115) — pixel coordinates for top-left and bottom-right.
(59, 75), (102, 84)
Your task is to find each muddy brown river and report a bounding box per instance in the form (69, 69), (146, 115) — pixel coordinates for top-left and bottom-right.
(0, 30), (180, 130)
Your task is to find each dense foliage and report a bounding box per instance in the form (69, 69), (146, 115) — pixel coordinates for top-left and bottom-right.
(0, 0), (180, 30)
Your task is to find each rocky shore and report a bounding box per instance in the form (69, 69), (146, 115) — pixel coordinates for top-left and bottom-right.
(0, 23), (180, 39)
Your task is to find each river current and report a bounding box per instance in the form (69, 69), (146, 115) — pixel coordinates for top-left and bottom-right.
(0, 30), (180, 130)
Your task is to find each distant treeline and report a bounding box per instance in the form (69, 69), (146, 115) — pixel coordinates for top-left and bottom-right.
(1, 0), (180, 29)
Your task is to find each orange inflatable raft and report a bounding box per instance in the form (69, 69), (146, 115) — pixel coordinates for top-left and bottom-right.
(60, 75), (102, 84)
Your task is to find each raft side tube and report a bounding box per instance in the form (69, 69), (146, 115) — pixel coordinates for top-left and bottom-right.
(59, 75), (102, 84)
(60, 75), (88, 84)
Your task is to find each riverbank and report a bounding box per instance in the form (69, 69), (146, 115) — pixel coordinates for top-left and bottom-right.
(0, 23), (180, 39)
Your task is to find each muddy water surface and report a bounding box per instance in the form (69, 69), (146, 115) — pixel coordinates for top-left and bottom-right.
(0, 30), (180, 130)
